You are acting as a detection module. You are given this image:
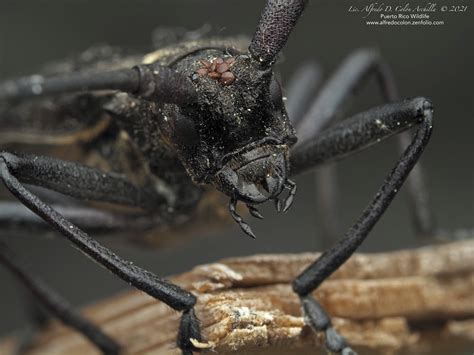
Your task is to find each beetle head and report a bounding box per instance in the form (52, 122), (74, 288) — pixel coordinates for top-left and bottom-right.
(161, 51), (296, 238)
(163, 0), (307, 237)
(183, 51), (297, 204)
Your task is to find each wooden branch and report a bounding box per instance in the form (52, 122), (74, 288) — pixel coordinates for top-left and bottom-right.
(1, 240), (473, 354)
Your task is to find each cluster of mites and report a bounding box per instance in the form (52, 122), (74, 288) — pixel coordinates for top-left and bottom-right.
(195, 56), (236, 85)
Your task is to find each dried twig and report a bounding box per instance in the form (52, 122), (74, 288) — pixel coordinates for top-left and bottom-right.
(1, 240), (473, 354)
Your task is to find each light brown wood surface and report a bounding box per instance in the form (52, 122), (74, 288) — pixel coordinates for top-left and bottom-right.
(1, 240), (473, 354)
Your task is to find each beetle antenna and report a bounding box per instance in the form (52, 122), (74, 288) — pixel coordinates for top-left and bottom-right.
(229, 197), (256, 239)
(249, 0), (307, 68)
(0, 64), (197, 106)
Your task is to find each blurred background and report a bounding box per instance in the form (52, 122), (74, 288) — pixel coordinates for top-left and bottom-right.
(0, 0), (472, 341)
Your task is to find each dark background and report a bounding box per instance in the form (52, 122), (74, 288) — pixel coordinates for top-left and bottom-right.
(0, 0), (472, 341)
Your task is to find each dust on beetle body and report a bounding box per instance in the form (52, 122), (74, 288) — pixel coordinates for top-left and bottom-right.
(143, 43), (299, 238)
(31, 36), (300, 239)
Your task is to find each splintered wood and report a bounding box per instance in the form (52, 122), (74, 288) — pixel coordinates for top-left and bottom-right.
(1, 240), (473, 354)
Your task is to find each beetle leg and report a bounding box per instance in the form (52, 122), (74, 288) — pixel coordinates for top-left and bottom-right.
(0, 152), (203, 355)
(0, 241), (120, 354)
(0, 152), (167, 210)
(177, 308), (203, 355)
(285, 61), (322, 127)
(312, 164), (340, 247)
(0, 201), (156, 235)
(290, 97), (433, 354)
(292, 49), (435, 241)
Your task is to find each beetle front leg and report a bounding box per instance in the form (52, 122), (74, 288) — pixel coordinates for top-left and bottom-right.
(0, 153), (203, 355)
(290, 98), (433, 353)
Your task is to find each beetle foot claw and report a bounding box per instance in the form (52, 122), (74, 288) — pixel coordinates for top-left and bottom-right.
(247, 204), (264, 219)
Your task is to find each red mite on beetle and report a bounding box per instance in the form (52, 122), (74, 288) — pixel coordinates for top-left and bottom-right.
(196, 57), (236, 85)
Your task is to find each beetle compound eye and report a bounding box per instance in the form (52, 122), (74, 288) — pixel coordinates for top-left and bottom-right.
(269, 77), (283, 109)
(168, 112), (201, 157)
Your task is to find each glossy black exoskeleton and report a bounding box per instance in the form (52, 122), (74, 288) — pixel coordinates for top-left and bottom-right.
(1, 1), (466, 354)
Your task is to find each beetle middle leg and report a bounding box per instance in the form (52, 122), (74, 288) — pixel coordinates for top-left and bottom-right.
(0, 201), (157, 236)
(285, 62), (340, 246)
(0, 202), (157, 353)
(0, 153), (203, 354)
(289, 97), (433, 353)
(289, 49), (436, 245)
(0, 241), (120, 354)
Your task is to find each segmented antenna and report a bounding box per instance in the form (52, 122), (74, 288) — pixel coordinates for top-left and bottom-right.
(249, 0), (308, 67)
(0, 64), (197, 105)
